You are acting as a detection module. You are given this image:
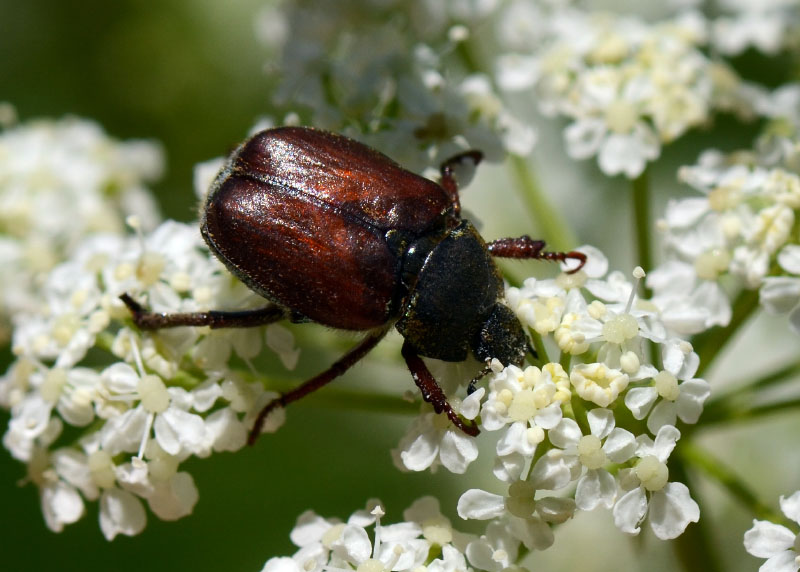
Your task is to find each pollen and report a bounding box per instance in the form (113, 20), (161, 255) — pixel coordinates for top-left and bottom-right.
(636, 455), (669, 491)
(619, 351), (640, 374)
(88, 450), (117, 489)
(694, 248), (731, 280)
(602, 313), (639, 344)
(138, 374), (170, 413)
(508, 389), (538, 422)
(605, 99), (639, 134)
(357, 558), (387, 572)
(578, 435), (607, 469)
(136, 251), (165, 286)
(555, 313), (590, 354)
(571, 363), (629, 407)
(421, 515), (453, 545)
(40, 368), (66, 403)
(654, 371), (680, 401)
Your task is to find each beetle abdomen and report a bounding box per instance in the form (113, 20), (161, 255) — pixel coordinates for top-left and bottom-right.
(201, 127), (460, 330)
(203, 175), (401, 330)
(234, 127), (452, 234)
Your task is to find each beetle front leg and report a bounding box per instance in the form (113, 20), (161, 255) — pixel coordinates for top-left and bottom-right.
(401, 341), (480, 436)
(487, 236), (587, 274)
(120, 293), (288, 330)
(439, 150), (484, 214)
(248, 327), (391, 445)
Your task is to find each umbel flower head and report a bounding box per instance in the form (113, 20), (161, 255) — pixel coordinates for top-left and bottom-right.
(495, 8), (756, 178)
(0, 219), (298, 539)
(0, 113), (163, 342)
(656, 105), (800, 335)
(394, 249), (706, 544)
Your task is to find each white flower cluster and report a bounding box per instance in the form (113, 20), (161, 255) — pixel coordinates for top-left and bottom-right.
(711, 0), (800, 56)
(744, 490), (800, 572)
(393, 248), (706, 545)
(0, 219), (298, 539)
(657, 122), (800, 334)
(0, 114), (162, 342)
(255, 0), (534, 171)
(495, 7), (755, 177)
(260, 498), (486, 572)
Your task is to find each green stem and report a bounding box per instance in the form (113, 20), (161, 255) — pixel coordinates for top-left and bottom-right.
(699, 359), (800, 425)
(699, 395), (800, 427)
(632, 170), (652, 295)
(694, 289), (760, 378)
(669, 445), (723, 572)
(679, 440), (784, 524)
(530, 331), (551, 365)
(293, 386), (421, 417)
(509, 155), (578, 252)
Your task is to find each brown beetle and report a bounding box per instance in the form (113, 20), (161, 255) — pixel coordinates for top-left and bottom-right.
(121, 127), (585, 443)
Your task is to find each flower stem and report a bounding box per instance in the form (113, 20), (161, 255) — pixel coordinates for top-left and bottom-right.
(529, 331), (551, 365)
(669, 446), (723, 572)
(698, 395), (800, 427)
(694, 288), (760, 378)
(509, 155), (578, 252)
(699, 359), (800, 425)
(631, 170), (652, 295)
(294, 387), (421, 417)
(679, 440), (785, 524)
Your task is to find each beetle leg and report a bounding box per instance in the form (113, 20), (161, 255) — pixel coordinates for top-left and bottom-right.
(487, 236), (587, 274)
(120, 293), (287, 330)
(439, 150), (484, 213)
(401, 341), (480, 436)
(248, 327), (391, 445)
(466, 363), (492, 395)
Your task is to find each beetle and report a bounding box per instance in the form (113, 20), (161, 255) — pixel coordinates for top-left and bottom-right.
(120, 126), (586, 444)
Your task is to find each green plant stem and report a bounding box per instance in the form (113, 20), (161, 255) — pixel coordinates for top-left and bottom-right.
(531, 331), (551, 365)
(293, 386), (421, 417)
(699, 359), (800, 426)
(699, 395), (800, 427)
(679, 440), (784, 523)
(631, 170), (652, 294)
(694, 289), (761, 378)
(669, 446), (723, 572)
(509, 155), (578, 252)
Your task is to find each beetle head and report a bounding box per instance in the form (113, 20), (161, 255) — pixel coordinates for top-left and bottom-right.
(473, 303), (527, 367)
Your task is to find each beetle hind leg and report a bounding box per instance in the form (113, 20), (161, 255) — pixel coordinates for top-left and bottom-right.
(401, 341), (480, 437)
(120, 293), (288, 330)
(248, 327), (391, 445)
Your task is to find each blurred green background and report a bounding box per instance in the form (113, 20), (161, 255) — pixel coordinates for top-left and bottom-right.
(1, 1), (797, 571)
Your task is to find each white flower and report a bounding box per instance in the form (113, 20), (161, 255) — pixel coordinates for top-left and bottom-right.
(744, 490), (800, 572)
(457, 483), (574, 551)
(0, 218), (295, 537)
(465, 520), (520, 572)
(760, 244), (800, 334)
(392, 398), (480, 474)
(0, 115), (162, 339)
(261, 500), (472, 572)
(647, 260), (732, 334)
(540, 409), (636, 510)
(502, 9), (752, 178)
(624, 350), (710, 433)
(661, 148), (800, 293)
(612, 425), (699, 539)
(711, 0), (799, 55)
